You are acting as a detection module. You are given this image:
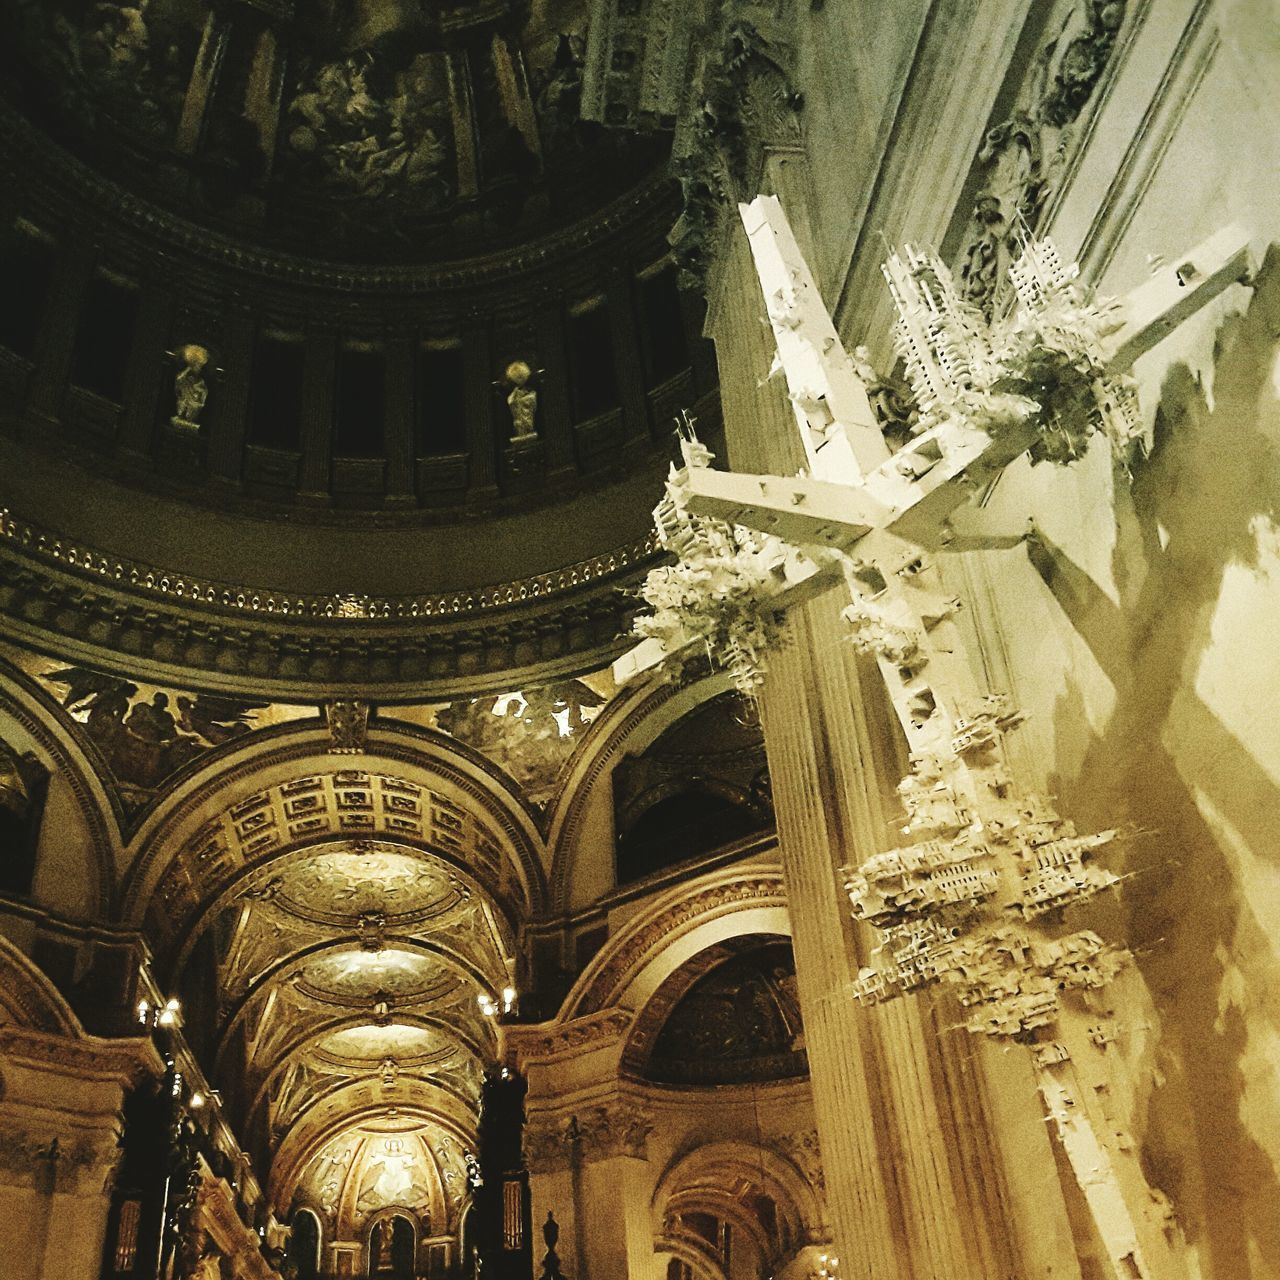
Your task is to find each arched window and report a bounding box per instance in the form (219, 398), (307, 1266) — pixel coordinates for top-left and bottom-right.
(289, 1208), (321, 1280)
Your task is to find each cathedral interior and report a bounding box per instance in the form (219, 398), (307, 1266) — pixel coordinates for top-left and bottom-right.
(0, 1), (1277, 1278)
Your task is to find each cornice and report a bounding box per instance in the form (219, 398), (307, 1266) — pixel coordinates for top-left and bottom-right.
(0, 510), (658, 700)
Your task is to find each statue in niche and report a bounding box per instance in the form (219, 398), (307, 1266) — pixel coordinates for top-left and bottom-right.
(170, 344), (210, 434)
(500, 361), (541, 445)
(0, 738), (48, 897)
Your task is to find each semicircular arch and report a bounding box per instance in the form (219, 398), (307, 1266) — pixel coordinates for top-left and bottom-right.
(561, 867), (788, 1020)
(119, 727), (547, 956)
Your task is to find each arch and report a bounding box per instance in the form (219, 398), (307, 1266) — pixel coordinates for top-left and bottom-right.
(213, 933), (501, 1074)
(545, 671), (737, 912)
(247, 1014), (486, 1126)
(119, 724), (548, 942)
(367, 1210), (417, 1278)
(270, 1082), (475, 1213)
(0, 669), (117, 917)
(654, 1233), (726, 1280)
(619, 933), (801, 1082)
(562, 867), (788, 1019)
(651, 1141), (822, 1248)
(0, 931), (80, 1035)
(289, 1206), (322, 1280)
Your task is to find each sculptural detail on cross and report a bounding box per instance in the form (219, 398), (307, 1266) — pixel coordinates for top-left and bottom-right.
(618, 194), (1250, 1280)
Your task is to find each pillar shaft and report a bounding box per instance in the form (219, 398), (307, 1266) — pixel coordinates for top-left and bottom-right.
(705, 157), (1069, 1278)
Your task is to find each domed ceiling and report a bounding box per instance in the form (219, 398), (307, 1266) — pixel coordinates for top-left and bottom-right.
(1, 0), (668, 260)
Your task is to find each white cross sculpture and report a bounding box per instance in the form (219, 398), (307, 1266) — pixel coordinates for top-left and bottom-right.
(615, 195), (1251, 1280)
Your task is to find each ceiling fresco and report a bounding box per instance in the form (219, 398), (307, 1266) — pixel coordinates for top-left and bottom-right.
(298, 1121), (471, 1237)
(387, 669), (613, 807)
(0, 645), (313, 815)
(0, 0), (669, 258)
(644, 942), (807, 1086)
(297, 948), (462, 1005)
(263, 845), (469, 926)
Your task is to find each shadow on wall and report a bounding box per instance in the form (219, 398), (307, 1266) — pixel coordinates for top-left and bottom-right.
(1031, 246), (1280, 1277)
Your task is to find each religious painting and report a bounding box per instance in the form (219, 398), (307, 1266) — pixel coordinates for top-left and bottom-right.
(280, 48), (455, 209)
(0, 647), (312, 813)
(1, 0), (201, 143)
(386, 669), (614, 807)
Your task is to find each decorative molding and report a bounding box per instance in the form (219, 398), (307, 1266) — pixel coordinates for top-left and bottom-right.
(570, 874), (786, 1017)
(0, 102), (679, 299)
(505, 1008), (633, 1068)
(956, 0), (1131, 315)
(0, 515), (653, 701)
(0, 1119), (123, 1192)
(0, 508), (656, 623)
(525, 1096), (653, 1173)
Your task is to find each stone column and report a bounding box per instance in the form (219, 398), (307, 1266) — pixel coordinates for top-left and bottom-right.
(702, 155), (1078, 1279)
(26, 246), (93, 426)
(606, 275), (652, 461)
(532, 297), (576, 481)
(462, 319), (499, 500)
(208, 312), (255, 490)
(176, 11), (229, 154)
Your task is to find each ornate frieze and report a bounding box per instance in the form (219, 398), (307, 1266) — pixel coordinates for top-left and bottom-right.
(0, 1121), (123, 1192)
(506, 1008), (633, 1067)
(0, 515), (652, 699)
(524, 1097), (653, 1172)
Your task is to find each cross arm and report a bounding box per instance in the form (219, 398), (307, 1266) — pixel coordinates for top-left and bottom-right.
(1103, 224), (1251, 373)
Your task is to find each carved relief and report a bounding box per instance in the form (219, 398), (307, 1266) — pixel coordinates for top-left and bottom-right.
(667, 6), (804, 288)
(525, 1098), (653, 1171)
(325, 701), (370, 754)
(957, 0), (1129, 313)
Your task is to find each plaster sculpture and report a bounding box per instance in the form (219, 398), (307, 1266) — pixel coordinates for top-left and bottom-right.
(618, 194), (1251, 1280)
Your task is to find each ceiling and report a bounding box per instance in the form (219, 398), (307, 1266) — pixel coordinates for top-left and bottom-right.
(176, 830), (514, 1227)
(0, 0), (669, 262)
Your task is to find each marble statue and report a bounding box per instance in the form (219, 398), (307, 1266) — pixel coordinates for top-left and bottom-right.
(171, 344), (210, 434)
(502, 361), (540, 444)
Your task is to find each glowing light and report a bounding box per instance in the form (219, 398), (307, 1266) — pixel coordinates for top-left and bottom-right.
(136, 1000), (150, 1024)
(190, 1092), (205, 1109)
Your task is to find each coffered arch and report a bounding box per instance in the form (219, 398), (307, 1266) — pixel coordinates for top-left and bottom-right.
(119, 725), (548, 958)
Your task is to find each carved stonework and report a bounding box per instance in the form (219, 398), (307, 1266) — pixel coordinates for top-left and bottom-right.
(325, 701), (369, 754)
(574, 875), (786, 1015)
(525, 1098), (653, 1172)
(776, 1128), (826, 1196)
(668, 7), (804, 290)
(507, 1009), (633, 1067)
(957, 0), (1129, 314)
(0, 509), (655, 701)
(0, 1121), (123, 1193)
